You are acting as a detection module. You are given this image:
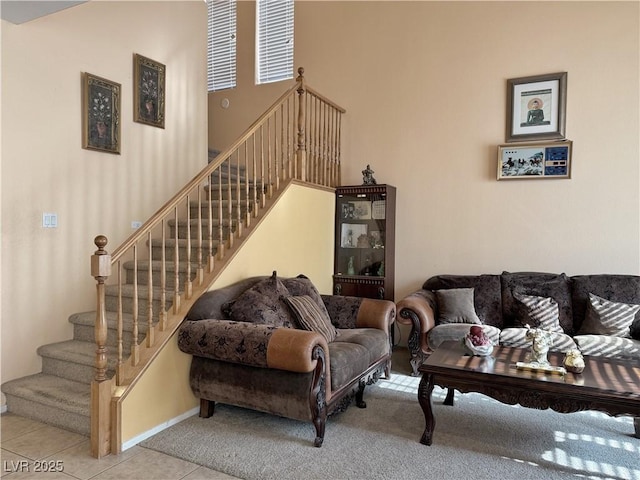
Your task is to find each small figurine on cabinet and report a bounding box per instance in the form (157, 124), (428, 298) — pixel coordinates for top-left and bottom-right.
(347, 256), (355, 275)
(362, 164), (377, 185)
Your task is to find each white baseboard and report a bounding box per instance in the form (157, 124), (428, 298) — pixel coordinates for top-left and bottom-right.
(121, 406), (199, 451)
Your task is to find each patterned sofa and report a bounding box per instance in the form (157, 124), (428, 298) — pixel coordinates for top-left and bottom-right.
(396, 272), (640, 376)
(178, 272), (395, 446)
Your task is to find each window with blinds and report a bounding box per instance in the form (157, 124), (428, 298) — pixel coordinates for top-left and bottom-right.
(207, 0), (237, 92)
(256, 0), (294, 85)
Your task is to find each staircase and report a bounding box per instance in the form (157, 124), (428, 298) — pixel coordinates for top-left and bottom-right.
(0, 158), (248, 436)
(1, 68), (346, 456)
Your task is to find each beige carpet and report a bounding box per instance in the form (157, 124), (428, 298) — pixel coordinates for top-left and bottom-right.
(141, 351), (640, 480)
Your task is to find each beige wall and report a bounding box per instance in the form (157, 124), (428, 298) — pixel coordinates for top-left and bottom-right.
(1, 1), (208, 403)
(210, 1), (640, 310)
(120, 182), (335, 445)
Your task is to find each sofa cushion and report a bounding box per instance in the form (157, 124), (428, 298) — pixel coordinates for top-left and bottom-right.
(423, 275), (503, 328)
(499, 327), (577, 352)
(573, 334), (640, 361)
(435, 288), (482, 325)
(427, 324), (501, 351)
(227, 272), (297, 328)
(333, 328), (389, 365)
(571, 275), (640, 334)
(282, 274), (331, 319)
(501, 272), (573, 334)
(578, 293), (640, 338)
(328, 341), (370, 391)
(513, 292), (563, 333)
(285, 295), (338, 342)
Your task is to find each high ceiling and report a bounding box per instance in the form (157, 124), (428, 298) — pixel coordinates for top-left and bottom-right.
(1, 1), (86, 24)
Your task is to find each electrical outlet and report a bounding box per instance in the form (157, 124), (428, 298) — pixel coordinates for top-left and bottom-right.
(43, 213), (58, 228)
(131, 221), (142, 229)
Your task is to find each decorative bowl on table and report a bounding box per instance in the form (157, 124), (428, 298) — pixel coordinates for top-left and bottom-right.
(462, 326), (494, 356)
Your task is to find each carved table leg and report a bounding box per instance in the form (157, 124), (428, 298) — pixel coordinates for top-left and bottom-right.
(418, 373), (435, 446)
(634, 417), (639, 439)
(444, 388), (455, 406)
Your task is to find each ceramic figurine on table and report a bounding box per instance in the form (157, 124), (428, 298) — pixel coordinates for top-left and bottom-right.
(525, 325), (552, 366)
(563, 349), (585, 373)
(362, 165), (377, 185)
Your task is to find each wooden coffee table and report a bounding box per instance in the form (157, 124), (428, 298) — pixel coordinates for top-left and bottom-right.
(418, 341), (640, 445)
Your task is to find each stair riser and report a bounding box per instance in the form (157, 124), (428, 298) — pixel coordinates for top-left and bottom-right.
(105, 294), (165, 319)
(73, 324), (142, 352)
(169, 224), (234, 240)
(4, 395), (89, 436)
(125, 268), (198, 289)
(151, 245), (219, 262)
(41, 357), (115, 385)
(190, 202), (252, 218)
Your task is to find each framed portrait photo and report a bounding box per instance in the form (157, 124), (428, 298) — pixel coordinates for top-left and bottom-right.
(82, 72), (121, 154)
(497, 141), (572, 180)
(506, 72), (567, 142)
(133, 53), (165, 128)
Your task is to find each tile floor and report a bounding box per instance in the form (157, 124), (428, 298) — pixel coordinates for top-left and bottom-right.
(1, 414), (239, 480)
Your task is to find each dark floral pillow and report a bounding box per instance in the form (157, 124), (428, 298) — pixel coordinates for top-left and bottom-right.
(282, 274), (331, 320)
(227, 271), (296, 328)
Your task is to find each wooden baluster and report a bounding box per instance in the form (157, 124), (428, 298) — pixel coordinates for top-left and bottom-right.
(235, 150), (242, 237)
(315, 96), (321, 184)
(227, 157), (233, 247)
(260, 125), (266, 208)
(244, 142), (251, 227)
(267, 116), (273, 198)
(207, 178), (215, 271)
(288, 96), (293, 179)
(296, 67), (306, 182)
(252, 134), (258, 217)
(217, 167), (224, 259)
(185, 195), (193, 299)
(278, 104), (283, 188)
(337, 112), (342, 186)
(146, 232), (155, 347)
(131, 245), (139, 365)
(116, 261), (123, 383)
(91, 235), (113, 458)
(159, 220), (167, 331)
(173, 207), (181, 312)
(196, 188), (204, 286)
(323, 103), (329, 186)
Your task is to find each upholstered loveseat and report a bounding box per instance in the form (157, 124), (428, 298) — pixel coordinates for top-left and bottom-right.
(178, 273), (395, 446)
(397, 272), (640, 376)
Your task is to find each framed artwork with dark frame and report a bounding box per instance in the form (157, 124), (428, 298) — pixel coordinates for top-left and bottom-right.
(506, 72), (567, 142)
(497, 141), (572, 180)
(82, 72), (121, 154)
(133, 53), (165, 128)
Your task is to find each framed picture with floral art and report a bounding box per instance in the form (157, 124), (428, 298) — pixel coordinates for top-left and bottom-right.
(82, 72), (121, 154)
(133, 53), (165, 128)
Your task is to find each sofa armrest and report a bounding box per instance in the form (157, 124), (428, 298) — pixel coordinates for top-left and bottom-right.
(396, 290), (436, 332)
(322, 295), (395, 332)
(178, 319), (327, 373)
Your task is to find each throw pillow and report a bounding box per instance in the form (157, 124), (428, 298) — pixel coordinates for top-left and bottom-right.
(513, 292), (563, 333)
(285, 295), (338, 343)
(435, 288), (482, 325)
(282, 274), (331, 319)
(227, 271), (297, 328)
(579, 293), (640, 338)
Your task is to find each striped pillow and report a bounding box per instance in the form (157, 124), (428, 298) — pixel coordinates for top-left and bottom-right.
(579, 293), (640, 338)
(513, 292), (563, 333)
(285, 295), (338, 343)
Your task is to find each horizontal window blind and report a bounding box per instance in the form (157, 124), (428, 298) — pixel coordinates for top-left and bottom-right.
(256, 0), (294, 85)
(208, 0), (237, 92)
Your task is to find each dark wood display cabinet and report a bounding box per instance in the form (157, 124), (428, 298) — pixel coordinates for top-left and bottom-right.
(333, 184), (396, 301)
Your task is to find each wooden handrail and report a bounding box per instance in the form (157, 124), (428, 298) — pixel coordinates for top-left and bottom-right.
(91, 67), (346, 457)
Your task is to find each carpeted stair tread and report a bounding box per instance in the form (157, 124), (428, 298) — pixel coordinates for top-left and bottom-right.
(1, 374), (90, 416)
(37, 340), (118, 371)
(69, 311), (150, 334)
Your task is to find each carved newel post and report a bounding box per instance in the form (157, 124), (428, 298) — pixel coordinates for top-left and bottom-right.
(296, 67), (307, 181)
(91, 235), (112, 458)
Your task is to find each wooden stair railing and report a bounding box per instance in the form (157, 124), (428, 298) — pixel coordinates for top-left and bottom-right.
(89, 68), (345, 458)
